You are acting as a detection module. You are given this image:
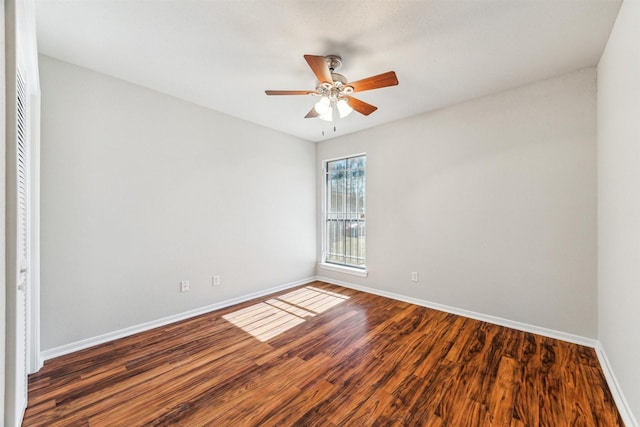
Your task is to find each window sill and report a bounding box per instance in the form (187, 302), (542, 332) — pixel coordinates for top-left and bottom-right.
(318, 263), (368, 278)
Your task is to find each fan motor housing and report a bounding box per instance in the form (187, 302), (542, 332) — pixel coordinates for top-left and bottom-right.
(331, 73), (347, 85)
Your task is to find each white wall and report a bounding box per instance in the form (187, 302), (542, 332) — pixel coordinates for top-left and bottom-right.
(317, 69), (597, 338)
(39, 55), (316, 351)
(598, 0), (640, 422)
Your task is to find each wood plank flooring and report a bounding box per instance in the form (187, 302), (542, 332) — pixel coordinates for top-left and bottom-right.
(23, 281), (623, 426)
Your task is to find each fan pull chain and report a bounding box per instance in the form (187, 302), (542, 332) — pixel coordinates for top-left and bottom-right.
(321, 122), (338, 137)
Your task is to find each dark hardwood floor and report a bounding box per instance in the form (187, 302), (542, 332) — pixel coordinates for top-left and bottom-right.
(23, 281), (623, 426)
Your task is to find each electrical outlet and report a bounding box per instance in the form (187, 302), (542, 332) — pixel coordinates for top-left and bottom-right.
(213, 275), (221, 286)
(180, 280), (190, 292)
(411, 272), (419, 282)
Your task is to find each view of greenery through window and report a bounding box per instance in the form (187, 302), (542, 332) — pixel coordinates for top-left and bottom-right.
(325, 155), (366, 268)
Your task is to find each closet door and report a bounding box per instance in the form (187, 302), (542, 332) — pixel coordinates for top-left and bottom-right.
(13, 67), (30, 423)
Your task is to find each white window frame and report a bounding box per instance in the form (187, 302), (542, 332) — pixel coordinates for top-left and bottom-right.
(319, 153), (368, 278)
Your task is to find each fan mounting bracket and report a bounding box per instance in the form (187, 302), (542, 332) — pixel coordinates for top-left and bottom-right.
(325, 55), (343, 72)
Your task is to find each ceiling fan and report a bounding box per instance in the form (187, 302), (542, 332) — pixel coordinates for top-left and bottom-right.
(265, 54), (399, 121)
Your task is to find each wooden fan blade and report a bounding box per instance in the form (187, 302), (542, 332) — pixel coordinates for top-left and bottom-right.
(347, 71), (398, 93)
(305, 107), (319, 118)
(346, 96), (378, 116)
(265, 90), (316, 95)
(304, 55), (333, 84)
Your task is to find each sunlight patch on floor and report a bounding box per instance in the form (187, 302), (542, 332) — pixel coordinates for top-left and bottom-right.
(222, 286), (350, 342)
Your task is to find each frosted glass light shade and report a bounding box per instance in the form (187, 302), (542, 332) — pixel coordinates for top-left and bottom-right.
(337, 99), (353, 118)
(319, 107), (333, 122)
(314, 96), (352, 122)
(314, 97), (330, 115)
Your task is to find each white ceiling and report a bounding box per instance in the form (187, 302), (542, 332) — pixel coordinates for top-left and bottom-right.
(35, 0), (621, 142)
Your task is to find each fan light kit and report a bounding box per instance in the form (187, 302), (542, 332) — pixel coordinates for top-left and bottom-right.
(265, 54), (399, 122)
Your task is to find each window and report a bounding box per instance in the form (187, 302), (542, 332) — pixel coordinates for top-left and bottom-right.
(323, 154), (366, 269)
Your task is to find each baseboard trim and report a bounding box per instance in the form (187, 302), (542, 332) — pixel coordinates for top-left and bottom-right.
(318, 275), (638, 425)
(317, 275), (597, 347)
(594, 343), (639, 427)
(40, 276), (315, 361)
